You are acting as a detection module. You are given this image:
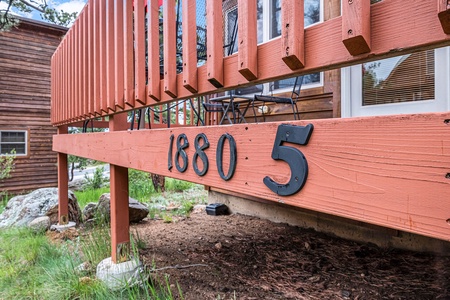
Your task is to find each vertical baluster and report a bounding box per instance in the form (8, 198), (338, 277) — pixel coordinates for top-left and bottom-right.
(83, 6), (89, 117)
(69, 31), (73, 121)
(206, 0), (223, 88)
(94, 0), (101, 115)
(78, 14), (84, 119)
(438, 0), (450, 34)
(238, 0), (258, 81)
(135, 0), (146, 104)
(163, 0), (177, 98)
(106, 0), (116, 112)
(124, 0), (135, 107)
(99, 0), (108, 113)
(148, 0), (161, 101)
(342, 0), (371, 55)
(115, 0), (125, 109)
(182, 0), (198, 93)
(281, 0), (305, 70)
(74, 19), (79, 119)
(88, 0), (95, 117)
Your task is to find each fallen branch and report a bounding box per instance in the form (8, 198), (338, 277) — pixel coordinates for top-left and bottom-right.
(151, 264), (209, 272)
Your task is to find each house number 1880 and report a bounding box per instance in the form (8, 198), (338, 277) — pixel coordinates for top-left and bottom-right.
(167, 124), (313, 196)
(168, 133), (237, 181)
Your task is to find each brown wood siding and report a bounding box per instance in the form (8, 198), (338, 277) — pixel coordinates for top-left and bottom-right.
(0, 20), (66, 195)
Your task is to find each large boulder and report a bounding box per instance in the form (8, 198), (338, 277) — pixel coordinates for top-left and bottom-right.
(0, 188), (82, 228)
(83, 193), (148, 223)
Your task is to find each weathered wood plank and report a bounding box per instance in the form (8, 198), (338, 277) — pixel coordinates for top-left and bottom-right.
(53, 113), (450, 241)
(108, 113), (130, 263)
(134, 0), (146, 104)
(124, 0), (135, 107)
(114, 0), (125, 109)
(238, 0), (258, 81)
(88, 0), (95, 117)
(57, 125), (69, 225)
(438, 0), (450, 34)
(206, 0), (224, 88)
(106, 0), (116, 112)
(342, 0), (371, 55)
(163, 0), (178, 98)
(99, 0), (108, 113)
(281, 0), (305, 70)
(147, 0), (161, 102)
(182, 0), (198, 93)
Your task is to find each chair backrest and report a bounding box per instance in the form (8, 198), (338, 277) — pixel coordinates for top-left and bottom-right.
(291, 76), (304, 99)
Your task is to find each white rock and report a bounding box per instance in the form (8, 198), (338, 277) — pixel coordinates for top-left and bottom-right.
(96, 257), (145, 290)
(28, 216), (51, 232)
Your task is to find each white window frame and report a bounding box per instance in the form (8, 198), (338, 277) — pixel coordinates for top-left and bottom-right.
(341, 47), (450, 117)
(0, 130), (28, 157)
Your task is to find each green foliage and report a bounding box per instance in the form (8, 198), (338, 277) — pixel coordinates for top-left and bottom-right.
(165, 177), (196, 192)
(74, 187), (109, 209)
(0, 226), (181, 299)
(0, 191), (11, 214)
(0, 149), (15, 181)
(129, 169), (156, 201)
(0, 0), (78, 31)
(84, 166), (107, 190)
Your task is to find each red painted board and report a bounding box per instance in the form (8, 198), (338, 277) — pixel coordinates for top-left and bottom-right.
(53, 113), (450, 241)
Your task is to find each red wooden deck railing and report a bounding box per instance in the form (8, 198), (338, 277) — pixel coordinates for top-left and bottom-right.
(51, 1), (450, 261)
(51, 0), (450, 126)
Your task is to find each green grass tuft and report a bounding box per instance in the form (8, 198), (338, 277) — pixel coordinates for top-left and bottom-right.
(0, 227), (182, 299)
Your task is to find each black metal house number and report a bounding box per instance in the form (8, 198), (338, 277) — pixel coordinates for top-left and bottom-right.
(264, 124), (314, 196)
(167, 124), (313, 196)
(168, 133), (237, 181)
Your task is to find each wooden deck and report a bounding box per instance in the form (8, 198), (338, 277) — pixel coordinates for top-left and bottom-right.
(51, 0), (450, 261)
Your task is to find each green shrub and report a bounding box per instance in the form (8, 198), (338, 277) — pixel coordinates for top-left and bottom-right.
(0, 149), (15, 181)
(75, 187), (109, 209)
(84, 166), (107, 190)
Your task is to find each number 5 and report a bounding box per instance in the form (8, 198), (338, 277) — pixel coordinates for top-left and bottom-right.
(264, 124), (314, 196)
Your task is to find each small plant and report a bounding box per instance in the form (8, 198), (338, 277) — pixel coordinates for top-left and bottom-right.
(0, 149), (15, 181)
(84, 166), (107, 190)
(0, 191), (11, 214)
(162, 213), (173, 223)
(74, 187), (109, 209)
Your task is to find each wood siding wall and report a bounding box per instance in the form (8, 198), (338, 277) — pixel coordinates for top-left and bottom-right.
(0, 20), (66, 194)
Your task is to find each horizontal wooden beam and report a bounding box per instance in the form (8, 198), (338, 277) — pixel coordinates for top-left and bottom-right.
(54, 113), (450, 241)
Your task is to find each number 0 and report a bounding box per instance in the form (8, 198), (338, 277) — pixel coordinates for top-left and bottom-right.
(216, 133), (237, 181)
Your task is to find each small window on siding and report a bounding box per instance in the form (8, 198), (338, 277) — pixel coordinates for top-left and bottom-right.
(0, 131), (28, 156)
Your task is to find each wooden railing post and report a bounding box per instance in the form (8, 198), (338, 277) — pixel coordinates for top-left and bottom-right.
(438, 0), (450, 34)
(342, 0), (371, 56)
(109, 113), (130, 263)
(206, 0), (224, 88)
(238, 0), (258, 81)
(281, 0), (305, 70)
(57, 125), (69, 225)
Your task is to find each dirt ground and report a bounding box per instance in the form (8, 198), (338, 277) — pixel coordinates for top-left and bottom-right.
(133, 209), (450, 300)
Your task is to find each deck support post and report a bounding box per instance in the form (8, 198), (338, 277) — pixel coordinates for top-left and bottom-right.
(57, 125), (69, 225)
(109, 113), (130, 263)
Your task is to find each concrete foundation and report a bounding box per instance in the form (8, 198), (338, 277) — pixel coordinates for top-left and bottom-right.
(209, 190), (450, 255)
(50, 221), (76, 232)
(96, 257), (144, 290)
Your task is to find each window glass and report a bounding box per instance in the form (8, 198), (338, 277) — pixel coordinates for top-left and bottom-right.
(271, 0), (322, 89)
(0, 131), (27, 155)
(225, 7), (238, 55)
(362, 50), (435, 106)
(304, 0), (321, 27)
